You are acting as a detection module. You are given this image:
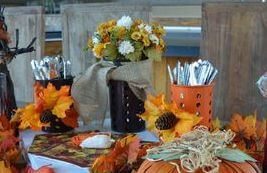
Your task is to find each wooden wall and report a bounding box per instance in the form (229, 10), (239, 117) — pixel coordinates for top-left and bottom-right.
(151, 13), (201, 101)
(61, 3), (150, 76)
(5, 6), (44, 103)
(201, 3), (267, 119)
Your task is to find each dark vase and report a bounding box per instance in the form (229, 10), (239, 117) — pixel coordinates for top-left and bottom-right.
(35, 76), (74, 133)
(109, 80), (145, 133)
(35, 76), (74, 91)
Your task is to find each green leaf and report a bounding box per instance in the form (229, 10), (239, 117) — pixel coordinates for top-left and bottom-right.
(216, 148), (256, 163)
(125, 51), (142, 62)
(143, 48), (162, 61)
(133, 41), (144, 52)
(83, 46), (89, 52)
(103, 44), (118, 61)
(146, 152), (183, 161)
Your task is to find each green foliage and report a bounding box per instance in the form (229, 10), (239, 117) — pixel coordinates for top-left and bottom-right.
(134, 41), (144, 52)
(103, 44), (118, 61)
(216, 148), (256, 163)
(125, 51), (142, 62)
(143, 48), (162, 61)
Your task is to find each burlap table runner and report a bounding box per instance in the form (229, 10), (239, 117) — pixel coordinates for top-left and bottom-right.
(71, 60), (153, 129)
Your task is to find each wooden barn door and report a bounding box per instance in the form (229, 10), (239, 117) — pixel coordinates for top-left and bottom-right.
(201, 3), (267, 120)
(5, 7), (44, 104)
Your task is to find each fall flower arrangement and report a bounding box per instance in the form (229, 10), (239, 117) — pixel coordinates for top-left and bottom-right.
(87, 16), (165, 61)
(211, 113), (266, 162)
(12, 83), (78, 131)
(139, 94), (202, 142)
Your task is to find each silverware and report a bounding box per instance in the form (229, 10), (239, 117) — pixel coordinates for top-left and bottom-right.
(30, 55), (71, 80)
(168, 59), (218, 86)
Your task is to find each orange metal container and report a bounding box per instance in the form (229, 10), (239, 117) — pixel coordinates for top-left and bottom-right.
(170, 83), (214, 128)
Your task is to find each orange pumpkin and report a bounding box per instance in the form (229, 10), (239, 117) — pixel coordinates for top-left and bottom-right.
(137, 159), (261, 173)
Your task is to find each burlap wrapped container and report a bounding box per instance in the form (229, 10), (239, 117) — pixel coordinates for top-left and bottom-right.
(71, 60), (153, 130)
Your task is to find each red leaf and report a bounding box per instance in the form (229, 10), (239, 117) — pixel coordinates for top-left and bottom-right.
(127, 136), (140, 164)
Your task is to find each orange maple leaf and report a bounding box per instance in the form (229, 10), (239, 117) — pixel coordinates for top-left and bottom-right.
(16, 104), (43, 130)
(52, 96), (73, 118)
(229, 113), (257, 140)
(0, 161), (12, 173)
(61, 107), (78, 128)
(58, 85), (70, 97)
(0, 115), (11, 130)
(40, 83), (59, 110)
(92, 135), (141, 173)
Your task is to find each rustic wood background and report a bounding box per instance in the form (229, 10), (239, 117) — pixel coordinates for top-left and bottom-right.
(151, 15), (200, 101)
(201, 3), (267, 120)
(61, 3), (150, 76)
(5, 6), (44, 103)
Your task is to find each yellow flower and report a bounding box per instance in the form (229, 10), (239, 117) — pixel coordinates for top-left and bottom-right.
(87, 38), (94, 49)
(131, 32), (142, 41)
(152, 22), (166, 36)
(159, 38), (165, 49)
(116, 26), (126, 39)
(93, 43), (105, 58)
(140, 94), (202, 142)
(133, 19), (143, 26)
(107, 19), (116, 27)
(142, 36), (150, 47)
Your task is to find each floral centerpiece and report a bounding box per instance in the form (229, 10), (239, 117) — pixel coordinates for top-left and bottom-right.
(87, 16), (165, 62)
(11, 83), (78, 132)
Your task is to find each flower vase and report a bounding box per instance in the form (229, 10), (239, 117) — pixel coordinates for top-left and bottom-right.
(109, 80), (145, 133)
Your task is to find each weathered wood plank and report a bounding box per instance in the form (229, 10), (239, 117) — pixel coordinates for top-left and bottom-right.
(61, 3), (150, 76)
(5, 6), (45, 103)
(201, 3), (267, 120)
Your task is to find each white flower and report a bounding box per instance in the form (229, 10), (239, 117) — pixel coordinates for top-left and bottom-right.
(117, 16), (133, 29)
(149, 34), (159, 45)
(92, 32), (100, 44)
(118, 41), (135, 55)
(144, 25), (152, 34)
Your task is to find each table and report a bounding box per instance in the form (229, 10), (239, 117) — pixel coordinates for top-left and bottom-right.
(20, 123), (159, 173)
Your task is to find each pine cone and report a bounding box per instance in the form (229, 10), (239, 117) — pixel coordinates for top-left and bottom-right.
(40, 110), (56, 123)
(155, 112), (178, 130)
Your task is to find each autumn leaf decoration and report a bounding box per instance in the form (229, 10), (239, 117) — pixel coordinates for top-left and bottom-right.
(12, 83), (78, 130)
(0, 115), (20, 173)
(92, 135), (149, 173)
(140, 94), (202, 142)
(228, 113), (266, 154)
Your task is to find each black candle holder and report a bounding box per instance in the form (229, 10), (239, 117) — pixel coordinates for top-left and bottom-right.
(35, 76), (74, 90)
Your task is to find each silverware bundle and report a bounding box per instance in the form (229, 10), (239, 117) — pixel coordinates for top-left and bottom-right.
(168, 59), (218, 86)
(31, 55), (72, 80)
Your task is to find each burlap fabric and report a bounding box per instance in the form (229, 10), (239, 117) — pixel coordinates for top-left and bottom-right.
(71, 60), (153, 129)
